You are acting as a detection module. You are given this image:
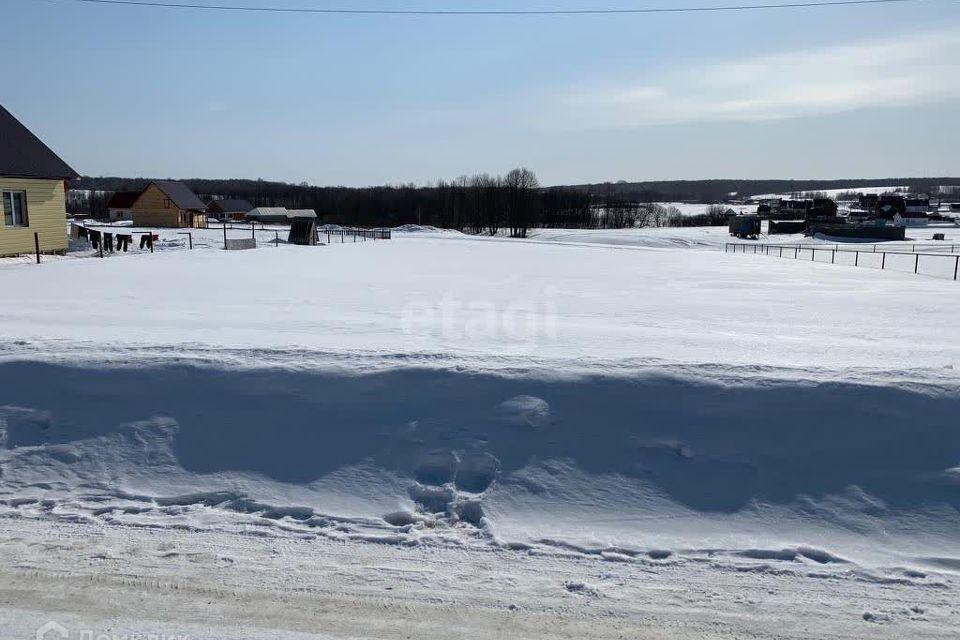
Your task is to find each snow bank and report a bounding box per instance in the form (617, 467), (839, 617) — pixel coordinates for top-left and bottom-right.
(525, 226), (734, 249)
(1, 361), (958, 571)
(393, 224), (454, 233)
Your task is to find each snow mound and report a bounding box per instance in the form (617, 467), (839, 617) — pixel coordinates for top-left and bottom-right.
(393, 224), (453, 233)
(1, 361), (959, 575)
(497, 395), (551, 429)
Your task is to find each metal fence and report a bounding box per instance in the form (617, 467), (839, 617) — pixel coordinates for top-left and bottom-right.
(758, 241), (960, 254)
(81, 223), (391, 250)
(209, 223), (392, 244)
(319, 228), (392, 243)
(7, 222), (394, 266)
(725, 242), (960, 281)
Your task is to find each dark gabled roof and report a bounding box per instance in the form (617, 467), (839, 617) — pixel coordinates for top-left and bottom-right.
(209, 198), (254, 213)
(0, 104), (78, 180)
(107, 191), (141, 209)
(150, 180), (206, 211)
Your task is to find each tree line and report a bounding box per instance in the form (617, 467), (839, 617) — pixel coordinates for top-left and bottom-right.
(70, 172), (960, 233)
(566, 178), (960, 203)
(76, 172), (951, 232)
(69, 169), (739, 234)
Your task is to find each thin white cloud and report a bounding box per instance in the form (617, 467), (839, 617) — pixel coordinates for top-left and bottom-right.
(549, 28), (960, 129)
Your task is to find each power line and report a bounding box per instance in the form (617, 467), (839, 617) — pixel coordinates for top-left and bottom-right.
(62, 0), (944, 16)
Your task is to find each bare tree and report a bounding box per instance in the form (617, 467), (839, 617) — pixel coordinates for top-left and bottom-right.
(504, 167), (540, 238)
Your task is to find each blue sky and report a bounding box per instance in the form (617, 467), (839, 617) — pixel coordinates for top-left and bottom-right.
(3, 0), (959, 186)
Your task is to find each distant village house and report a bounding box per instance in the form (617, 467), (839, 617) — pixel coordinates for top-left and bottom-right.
(895, 197), (931, 227)
(0, 105), (78, 257)
(207, 198), (254, 221)
(130, 180), (207, 228)
(106, 191), (139, 221)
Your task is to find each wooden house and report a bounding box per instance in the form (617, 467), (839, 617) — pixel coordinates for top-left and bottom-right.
(0, 105), (78, 257)
(130, 180), (207, 228)
(207, 198), (254, 221)
(106, 191), (140, 222)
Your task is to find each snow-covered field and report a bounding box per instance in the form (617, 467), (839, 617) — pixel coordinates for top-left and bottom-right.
(751, 185), (910, 199)
(1, 227), (959, 638)
(653, 201), (754, 217)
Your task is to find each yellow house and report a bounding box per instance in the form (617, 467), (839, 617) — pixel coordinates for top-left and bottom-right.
(0, 105), (78, 258)
(130, 180), (208, 228)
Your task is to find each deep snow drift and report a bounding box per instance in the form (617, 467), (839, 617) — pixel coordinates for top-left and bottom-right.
(2, 361), (958, 571)
(1, 228), (959, 637)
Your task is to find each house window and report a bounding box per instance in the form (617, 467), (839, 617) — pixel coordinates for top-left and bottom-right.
(2, 191), (29, 227)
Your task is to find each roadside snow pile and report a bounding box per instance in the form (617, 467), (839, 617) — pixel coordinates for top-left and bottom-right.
(1, 361), (958, 573)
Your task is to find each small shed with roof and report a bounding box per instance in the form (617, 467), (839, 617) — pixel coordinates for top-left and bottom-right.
(246, 207), (317, 224)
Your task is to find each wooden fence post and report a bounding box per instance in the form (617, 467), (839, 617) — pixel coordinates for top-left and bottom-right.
(34, 232), (40, 264)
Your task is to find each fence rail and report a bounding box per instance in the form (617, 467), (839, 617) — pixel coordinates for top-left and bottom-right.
(209, 223), (392, 244)
(319, 228), (392, 243)
(46, 222), (394, 263)
(725, 242), (960, 281)
(761, 241), (959, 254)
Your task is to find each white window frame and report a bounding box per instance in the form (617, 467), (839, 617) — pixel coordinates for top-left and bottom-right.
(2, 190), (29, 227)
